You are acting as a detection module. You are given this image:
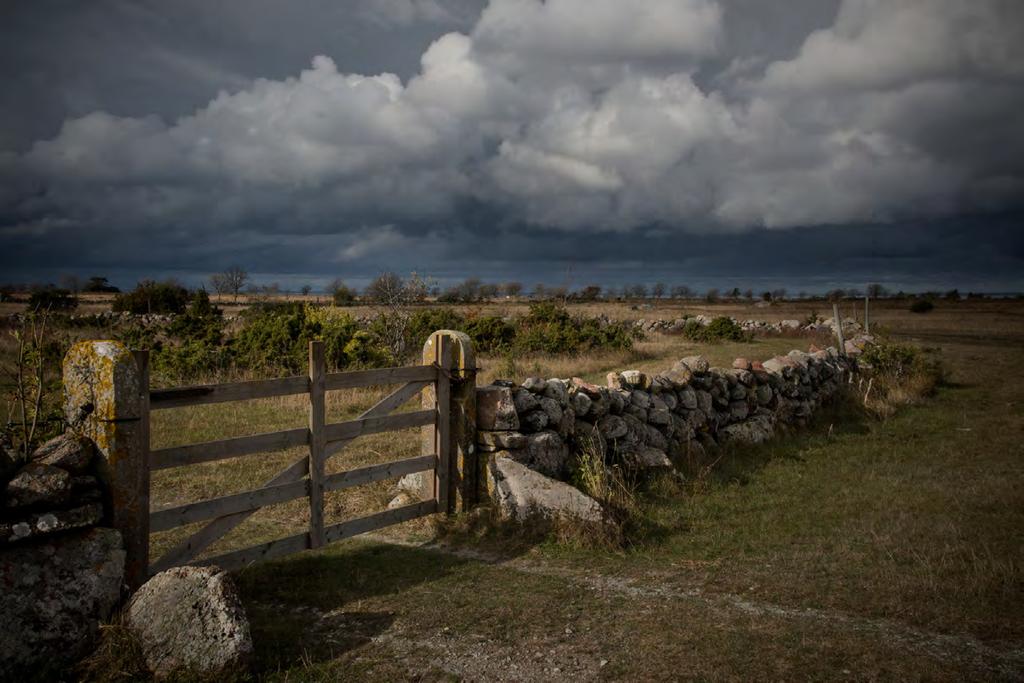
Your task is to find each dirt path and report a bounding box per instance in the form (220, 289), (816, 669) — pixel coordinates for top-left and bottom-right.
(354, 535), (1024, 681)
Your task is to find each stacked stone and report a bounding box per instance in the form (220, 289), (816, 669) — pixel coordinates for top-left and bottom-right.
(631, 315), (863, 336)
(476, 381), (602, 522)
(476, 337), (867, 519)
(1, 432), (107, 543)
(1, 432), (126, 679)
(476, 378), (573, 480)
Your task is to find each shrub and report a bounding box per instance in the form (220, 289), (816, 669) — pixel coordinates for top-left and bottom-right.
(403, 308), (467, 351)
(27, 287), (77, 311)
(144, 291), (230, 381)
(83, 276), (120, 293)
(909, 299), (934, 314)
(167, 290), (223, 344)
(514, 303), (636, 354)
(113, 280), (190, 315)
(464, 316), (516, 353)
(234, 304), (390, 374)
(681, 316), (749, 343)
(860, 341), (943, 418)
(152, 338), (233, 382)
(332, 285), (357, 305)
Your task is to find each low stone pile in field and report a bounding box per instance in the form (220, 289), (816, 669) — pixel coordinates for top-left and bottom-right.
(477, 335), (871, 521)
(0, 432), (126, 679)
(633, 314), (863, 336)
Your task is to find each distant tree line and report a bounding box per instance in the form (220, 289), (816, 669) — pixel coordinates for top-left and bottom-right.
(3, 267), (1001, 311)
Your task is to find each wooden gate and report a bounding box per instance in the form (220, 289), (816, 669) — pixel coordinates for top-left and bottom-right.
(142, 336), (454, 575)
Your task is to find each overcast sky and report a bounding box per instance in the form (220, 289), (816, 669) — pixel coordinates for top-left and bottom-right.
(2, 0), (1022, 292)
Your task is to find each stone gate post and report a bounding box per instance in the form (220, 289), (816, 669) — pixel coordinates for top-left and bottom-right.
(64, 341), (149, 589)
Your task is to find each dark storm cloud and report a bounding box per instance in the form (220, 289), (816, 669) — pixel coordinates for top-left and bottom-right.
(1, 0), (1023, 290)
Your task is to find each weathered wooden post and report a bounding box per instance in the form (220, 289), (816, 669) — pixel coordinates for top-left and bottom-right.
(864, 295), (870, 334)
(421, 330), (477, 513)
(832, 301), (846, 357)
(308, 340), (326, 549)
(64, 341), (149, 589)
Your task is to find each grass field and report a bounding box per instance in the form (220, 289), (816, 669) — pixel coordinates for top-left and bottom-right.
(8, 295), (1023, 679)
(139, 300), (1023, 680)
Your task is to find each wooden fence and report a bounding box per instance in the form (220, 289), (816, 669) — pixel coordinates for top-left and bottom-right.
(141, 336), (455, 575)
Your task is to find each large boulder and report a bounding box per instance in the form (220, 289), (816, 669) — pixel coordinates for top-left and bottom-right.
(125, 565), (253, 680)
(0, 527), (125, 679)
(488, 456), (603, 523)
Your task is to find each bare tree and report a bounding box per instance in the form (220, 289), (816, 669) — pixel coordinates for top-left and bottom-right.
(300, 284), (312, 296)
(652, 282), (666, 299)
(503, 282), (523, 298)
(366, 272), (429, 359)
(210, 266), (248, 302)
(705, 288), (720, 303)
(670, 285), (692, 299)
(629, 283), (648, 299)
(867, 283), (888, 298)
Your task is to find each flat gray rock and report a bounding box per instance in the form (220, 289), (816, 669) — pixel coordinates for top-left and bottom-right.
(31, 433), (95, 474)
(488, 456), (603, 523)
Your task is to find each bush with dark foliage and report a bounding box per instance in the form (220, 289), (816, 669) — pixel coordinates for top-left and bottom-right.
(113, 280), (190, 315)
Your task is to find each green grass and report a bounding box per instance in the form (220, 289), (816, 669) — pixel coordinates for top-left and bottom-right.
(219, 328), (1024, 680)
(48, 302), (1015, 680)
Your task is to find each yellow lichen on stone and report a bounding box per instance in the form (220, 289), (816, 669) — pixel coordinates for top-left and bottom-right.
(62, 339), (149, 590)
(64, 340), (140, 425)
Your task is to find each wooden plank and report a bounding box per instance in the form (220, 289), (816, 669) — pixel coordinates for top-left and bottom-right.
(308, 341), (326, 549)
(192, 532), (310, 572)
(323, 500), (436, 544)
(150, 375), (308, 410)
(323, 381), (430, 459)
(434, 335), (452, 512)
(132, 349), (152, 586)
(324, 365), (435, 391)
(364, 380), (431, 420)
(324, 409), (435, 444)
(149, 479), (309, 532)
(150, 427), (308, 470)
(148, 456), (309, 574)
(323, 454), (435, 493)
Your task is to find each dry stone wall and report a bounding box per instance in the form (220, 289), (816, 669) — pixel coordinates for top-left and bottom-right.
(1, 432), (126, 678)
(476, 335), (872, 520)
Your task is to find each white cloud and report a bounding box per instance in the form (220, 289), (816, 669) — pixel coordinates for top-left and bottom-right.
(8, 0), (1023, 243)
